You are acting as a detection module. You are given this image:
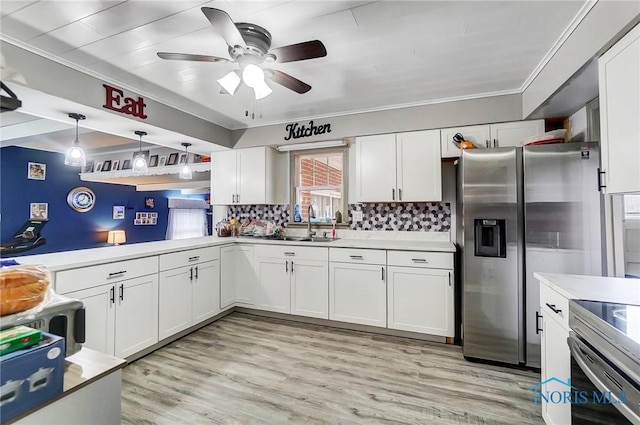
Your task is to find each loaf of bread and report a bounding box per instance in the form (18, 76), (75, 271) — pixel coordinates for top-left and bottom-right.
(0, 265), (50, 316)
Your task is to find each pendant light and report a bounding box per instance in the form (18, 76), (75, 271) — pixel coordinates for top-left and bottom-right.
(132, 131), (148, 174)
(64, 113), (86, 167)
(179, 142), (193, 180)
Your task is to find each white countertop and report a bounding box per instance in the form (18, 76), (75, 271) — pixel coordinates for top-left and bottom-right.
(12, 236), (455, 272)
(535, 272), (640, 305)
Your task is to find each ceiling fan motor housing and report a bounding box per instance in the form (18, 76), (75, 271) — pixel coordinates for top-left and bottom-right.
(234, 23), (272, 59)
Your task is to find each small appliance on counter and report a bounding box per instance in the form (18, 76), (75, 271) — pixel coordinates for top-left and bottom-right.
(569, 299), (640, 424)
(0, 294), (85, 357)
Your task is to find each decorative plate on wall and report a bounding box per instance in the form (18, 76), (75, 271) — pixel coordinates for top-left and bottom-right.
(67, 187), (96, 212)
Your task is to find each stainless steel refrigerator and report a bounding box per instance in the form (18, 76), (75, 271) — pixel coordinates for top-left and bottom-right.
(457, 142), (603, 367)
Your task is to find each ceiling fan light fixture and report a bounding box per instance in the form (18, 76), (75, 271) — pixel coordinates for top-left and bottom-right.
(242, 64), (265, 88)
(253, 80), (272, 100)
(64, 113), (87, 167)
(132, 131), (148, 174)
(179, 143), (193, 180)
(217, 71), (241, 95)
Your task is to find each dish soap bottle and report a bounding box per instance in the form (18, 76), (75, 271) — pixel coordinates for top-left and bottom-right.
(294, 204), (302, 222)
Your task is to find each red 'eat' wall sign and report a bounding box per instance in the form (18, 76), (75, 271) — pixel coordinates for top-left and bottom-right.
(103, 84), (147, 119)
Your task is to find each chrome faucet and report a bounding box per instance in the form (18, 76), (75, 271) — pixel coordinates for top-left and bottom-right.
(307, 205), (316, 238)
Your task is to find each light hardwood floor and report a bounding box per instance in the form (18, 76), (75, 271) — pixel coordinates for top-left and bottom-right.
(121, 313), (544, 425)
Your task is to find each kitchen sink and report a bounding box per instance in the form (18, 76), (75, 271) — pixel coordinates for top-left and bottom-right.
(280, 236), (338, 243)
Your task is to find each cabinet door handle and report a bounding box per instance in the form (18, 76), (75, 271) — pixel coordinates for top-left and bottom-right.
(285, 260), (288, 273)
(381, 267), (385, 281)
(448, 271), (452, 287)
(493, 139), (497, 148)
(108, 271), (126, 278)
(485, 140), (489, 148)
(119, 284), (124, 301)
(546, 303), (562, 314)
(232, 194), (236, 203)
(597, 168), (607, 192)
(392, 188), (395, 200)
(349, 255), (363, 260)
(398, 188), (402, 201)
(536, 311), (543, 334)
(190, 267), (194, 281)
(291, 261), (294, 274)
(188, 256), (200, 262)
(411, 258), (428, 263)
(110, 286), (115, 304)
(194, 266), (198, 280)
(236, 193), (240, 203)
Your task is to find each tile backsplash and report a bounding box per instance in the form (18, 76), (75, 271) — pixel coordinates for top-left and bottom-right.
(348, 203), (451, 231)
(228, 202), (451, 232)
(227, 204), (289, 227)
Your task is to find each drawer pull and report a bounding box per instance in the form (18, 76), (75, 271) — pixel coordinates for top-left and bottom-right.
(536, 312), (543, 334)
(411, 258), (428, 263)
(349, 255), (364, 260)
(284, 252), (296, 256)
(188, 256), (200, 262)
(546, 303), (562, 315)
(108, 271), (126, 278)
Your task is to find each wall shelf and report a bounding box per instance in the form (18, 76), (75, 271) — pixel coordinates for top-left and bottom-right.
(79, 163), (211, 191)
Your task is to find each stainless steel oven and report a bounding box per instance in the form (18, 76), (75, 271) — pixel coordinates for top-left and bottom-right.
(569, 300), (640, 425)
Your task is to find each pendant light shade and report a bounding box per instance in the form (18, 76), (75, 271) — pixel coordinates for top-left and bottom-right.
(132, 131), (148, 174)
(179, 143), (193, 180)
(64, 113), (86, 167)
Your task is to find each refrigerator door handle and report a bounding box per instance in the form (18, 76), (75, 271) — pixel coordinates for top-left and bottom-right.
(536, 311), (543, 334)
(597, 167), (607, 192)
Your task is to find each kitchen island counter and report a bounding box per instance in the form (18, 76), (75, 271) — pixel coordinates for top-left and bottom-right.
(535, 272), (640, 305)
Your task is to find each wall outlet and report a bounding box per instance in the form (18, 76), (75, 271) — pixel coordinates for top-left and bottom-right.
(353, 210), (363, 222)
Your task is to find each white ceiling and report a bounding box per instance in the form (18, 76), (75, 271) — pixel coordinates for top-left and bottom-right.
(1, 0), (590, 133)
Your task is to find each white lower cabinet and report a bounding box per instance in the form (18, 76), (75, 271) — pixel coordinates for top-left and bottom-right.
(540, 284), (571, 425)
(65, 274), (158, 359)
(158, 247), (220, 340)
(329, 249), (387, 327)
(254, 245), (329, 317)
(220, 245), (255, 309)
(387, 267), (453, 336)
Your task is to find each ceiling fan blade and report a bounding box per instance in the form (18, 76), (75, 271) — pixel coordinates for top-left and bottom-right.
(157, 52), (229, 63)
(265, 69), (311, 94)
(270, 40), (327, 63)
(201, 7), (247, 48)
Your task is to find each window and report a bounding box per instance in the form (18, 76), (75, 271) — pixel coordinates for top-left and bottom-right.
(165, 199), (210, 240)
(291, 148), (347, 223)
(624, 194), (640, 219)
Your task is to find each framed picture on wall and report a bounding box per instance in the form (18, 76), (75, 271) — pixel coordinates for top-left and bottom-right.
(95, 162), (103, 172)
(149, 155), (158, 167)
(102, 160), (112, 172)
(159, 156), (167, 166)
(113, 205), (125, 220)
(193, 154), (203, 163)
(82, 160), (94, 173)
(167, 153), (179, 166)
(30, 203), (48, 220)
(27, 162), (46, 180)
(179, 153), (188, 164)
(112, 160), (120, 171)
(145, 197), (155, 209)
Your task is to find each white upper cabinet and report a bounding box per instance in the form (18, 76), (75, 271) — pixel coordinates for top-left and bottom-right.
(598, 23), (640, 194)
(489, 120), (545, 148)
(211, 146), (277, 205)
(440, 120), (544, 158)
(356, 130), (442, 202)
(440, 125), (491, 158)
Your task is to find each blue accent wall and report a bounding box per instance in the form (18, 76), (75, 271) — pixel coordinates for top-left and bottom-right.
(1, 147), (208, 257)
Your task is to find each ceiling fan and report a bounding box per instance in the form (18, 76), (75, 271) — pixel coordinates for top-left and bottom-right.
(157, 7), (327, 100)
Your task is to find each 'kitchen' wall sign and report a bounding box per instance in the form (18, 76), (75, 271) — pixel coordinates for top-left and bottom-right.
(284, 120), (331, 141)
(103, 84), (147, 119)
